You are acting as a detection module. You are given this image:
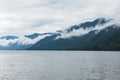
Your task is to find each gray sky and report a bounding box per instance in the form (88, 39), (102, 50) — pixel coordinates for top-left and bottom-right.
(0, 0), (119, 36)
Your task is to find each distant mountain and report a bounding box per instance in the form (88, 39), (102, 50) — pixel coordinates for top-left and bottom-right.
(0, 18), (119, 50)
(0, 32), (53, 50)
(0, 36), (32, 50)
(25, 33), (41, 39)
(25, 33), (54, 39)
(28, 18), (120, 50)
(0, 43), (31, 50)
(0, 36), (18, 40)
(67, 18), (112, 32)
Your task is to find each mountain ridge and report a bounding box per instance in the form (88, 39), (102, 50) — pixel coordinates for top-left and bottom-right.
(28, 18), (120, 50)
(0, 17), (120, 50)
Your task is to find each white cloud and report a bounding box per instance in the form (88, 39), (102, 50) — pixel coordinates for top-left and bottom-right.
(57, 19), (120, 39)
(0, 34), (50, 47)
(0, 0), (119, 36)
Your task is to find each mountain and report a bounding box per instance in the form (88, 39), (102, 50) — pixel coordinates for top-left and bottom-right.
(0, 35), (18, 40)
(25, 33), (54, 39)
(0, 32), (53, 50)
(28, 18), (120, 50)
(0, 36), (32, 50)
(67, 18), (112, 32)
(0, 43), (31, 50)
(25, 33), (40, 39)
(0, 18), (119, 50)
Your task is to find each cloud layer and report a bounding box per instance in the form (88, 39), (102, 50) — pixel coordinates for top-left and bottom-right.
(0, 34), (50, 47)
(0, 0), (119, 36)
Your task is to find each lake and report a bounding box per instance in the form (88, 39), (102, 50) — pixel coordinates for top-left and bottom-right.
(0, 51), (120, 80)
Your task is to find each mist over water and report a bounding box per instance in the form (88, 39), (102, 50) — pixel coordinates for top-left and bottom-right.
(0, 51), (120, 80)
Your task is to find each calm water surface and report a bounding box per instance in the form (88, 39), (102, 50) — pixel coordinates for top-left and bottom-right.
(0, 51), (120, 80)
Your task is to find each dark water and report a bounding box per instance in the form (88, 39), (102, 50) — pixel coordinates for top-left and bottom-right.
(0, 51), (120, 80)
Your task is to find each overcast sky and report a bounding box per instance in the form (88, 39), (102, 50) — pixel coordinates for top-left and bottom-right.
(0, 0), (119, 36)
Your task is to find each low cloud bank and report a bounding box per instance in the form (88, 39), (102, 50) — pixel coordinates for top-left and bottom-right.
(57, 19), (120, 39)
(0, 34), (50, 47)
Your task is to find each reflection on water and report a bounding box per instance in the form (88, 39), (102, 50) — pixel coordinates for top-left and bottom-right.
(0, 51), (120, 80)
